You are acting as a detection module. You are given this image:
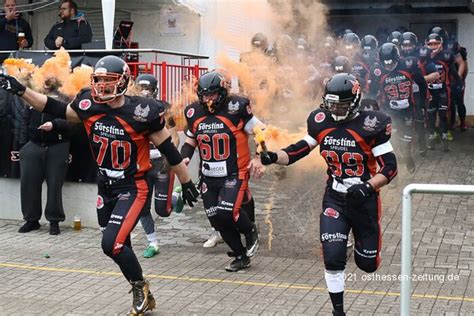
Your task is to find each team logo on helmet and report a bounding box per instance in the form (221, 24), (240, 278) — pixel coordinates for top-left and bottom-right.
(186, 108), (195, 118)
(323, 208), (339, 219)
(315, 112), (326, 123)
(350, 80), (361, 95)
(97, 195), (104, 209)
(374, 68), (382, 76)
(79, 99), (92, 110)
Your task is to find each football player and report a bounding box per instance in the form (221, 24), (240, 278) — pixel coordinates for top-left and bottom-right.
(399, 32), (430, 155)
(423, 33), (456, 150)
(180, 70), (264, 272)
(133, 73), (183, 259)
(378, 42), (423, 173)
(0, 55), (199, 315)
(260, 73), (397, 316)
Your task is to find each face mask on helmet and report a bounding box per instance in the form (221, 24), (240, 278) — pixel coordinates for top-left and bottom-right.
(401, 42), (416, 55)
(197, 71), (230, 113)
(91, 56), (130, 104)
(382, 58), (398, 71)
(324, 94), (354, 122)
(91, 70), (128, 103)
(426, 35), (443, 56)
(323, 75), (361, 122)
(138, 84), (156, 98)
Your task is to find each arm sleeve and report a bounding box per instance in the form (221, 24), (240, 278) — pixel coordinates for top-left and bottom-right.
(44, 26), (57, 49)
(376, 151), (397, 183)
(51, 118), (73, 135)
(64, 20), (93, 49)
(282, 139), (313, 165)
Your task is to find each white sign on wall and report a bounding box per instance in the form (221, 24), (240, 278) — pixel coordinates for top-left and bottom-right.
(160, 8), (184, 36)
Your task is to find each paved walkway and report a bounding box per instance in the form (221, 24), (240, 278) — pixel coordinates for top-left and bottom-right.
(0, 128), (473, 315)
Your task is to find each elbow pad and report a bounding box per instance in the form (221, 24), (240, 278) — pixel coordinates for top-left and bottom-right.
(376, 152), (397, 183)
(282, 140), (311, 165)
(43, 96), (67, 119)
(180, 142), (195, 161)
(157, 136), (182, 166)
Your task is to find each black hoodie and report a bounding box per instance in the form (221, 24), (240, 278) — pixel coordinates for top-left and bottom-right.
(0, 12), (33, 50)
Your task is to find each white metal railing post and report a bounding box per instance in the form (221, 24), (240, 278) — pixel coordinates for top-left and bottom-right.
(401, 183), (474, 316)
(401, 184), (414, 316)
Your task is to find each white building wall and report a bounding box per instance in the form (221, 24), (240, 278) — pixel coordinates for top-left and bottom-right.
(130, 6), (201, 65)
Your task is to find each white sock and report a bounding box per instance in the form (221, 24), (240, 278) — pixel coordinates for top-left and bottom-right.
(325, 270), (345, 293)
(146, 233), (158, 246)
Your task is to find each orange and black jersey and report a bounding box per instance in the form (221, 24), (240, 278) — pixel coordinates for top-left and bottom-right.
(421, 50), (454, 94)
(70, 89), (166, 179)
(184, 94), (256, 179)
(305, 109), (394, 193)
(378, 64), (417, 111)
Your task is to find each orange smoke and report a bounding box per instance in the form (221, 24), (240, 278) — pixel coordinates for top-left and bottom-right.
(169, 75), (198, 130)
(60, 65), (93, 97)
(2, 58), (38, 85)
(31, 48), (71, 92)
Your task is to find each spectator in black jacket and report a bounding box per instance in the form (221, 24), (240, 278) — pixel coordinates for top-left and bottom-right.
(43, 0), (92, 50)
(18, 78), (72, 235)
(0, 0), (34, 62)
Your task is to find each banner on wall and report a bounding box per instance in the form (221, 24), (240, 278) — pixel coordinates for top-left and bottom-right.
(160, 8), (184, 36)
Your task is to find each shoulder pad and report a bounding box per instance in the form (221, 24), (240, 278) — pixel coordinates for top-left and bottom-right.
(309, 108), (330, 125)
(184, 101), (200, 120)
(360, 110), (391, 133)
(226, 94), (250, 115)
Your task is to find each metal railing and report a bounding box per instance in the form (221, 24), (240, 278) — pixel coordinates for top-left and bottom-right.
(401, 183), (474, 315)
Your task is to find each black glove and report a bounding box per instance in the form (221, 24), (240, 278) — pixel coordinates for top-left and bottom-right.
(0, 74), (26, 96)
(260, 151), (278, 165)
(346, 182), (374, 208)
(181, 180), (199, 207)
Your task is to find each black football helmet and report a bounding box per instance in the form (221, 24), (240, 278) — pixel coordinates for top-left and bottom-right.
(136, 74), (158, 99)
(323, 73), (362, 122)
(197, 70), (231, 113)
(342, 32), (360, 51)
(401, 32), (418, 56)
(91, 55), (130, 103)
(333, 56), (351, 73)
(388, 31), (403, 46)
(429, 26), (448, 42)
(425, 33), (443, 55)
(324, 36), (335, 49)
(251, 32), (269, 51)
(360, 35), (378, 61)
(379, 42), (400, 71)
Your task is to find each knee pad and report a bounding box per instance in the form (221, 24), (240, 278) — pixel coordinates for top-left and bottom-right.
(322, 243), (347, 271)
(354, 255), (379, 273)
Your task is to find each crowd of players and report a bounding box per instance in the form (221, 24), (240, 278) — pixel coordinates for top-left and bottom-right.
(241, 26), (468, 173)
